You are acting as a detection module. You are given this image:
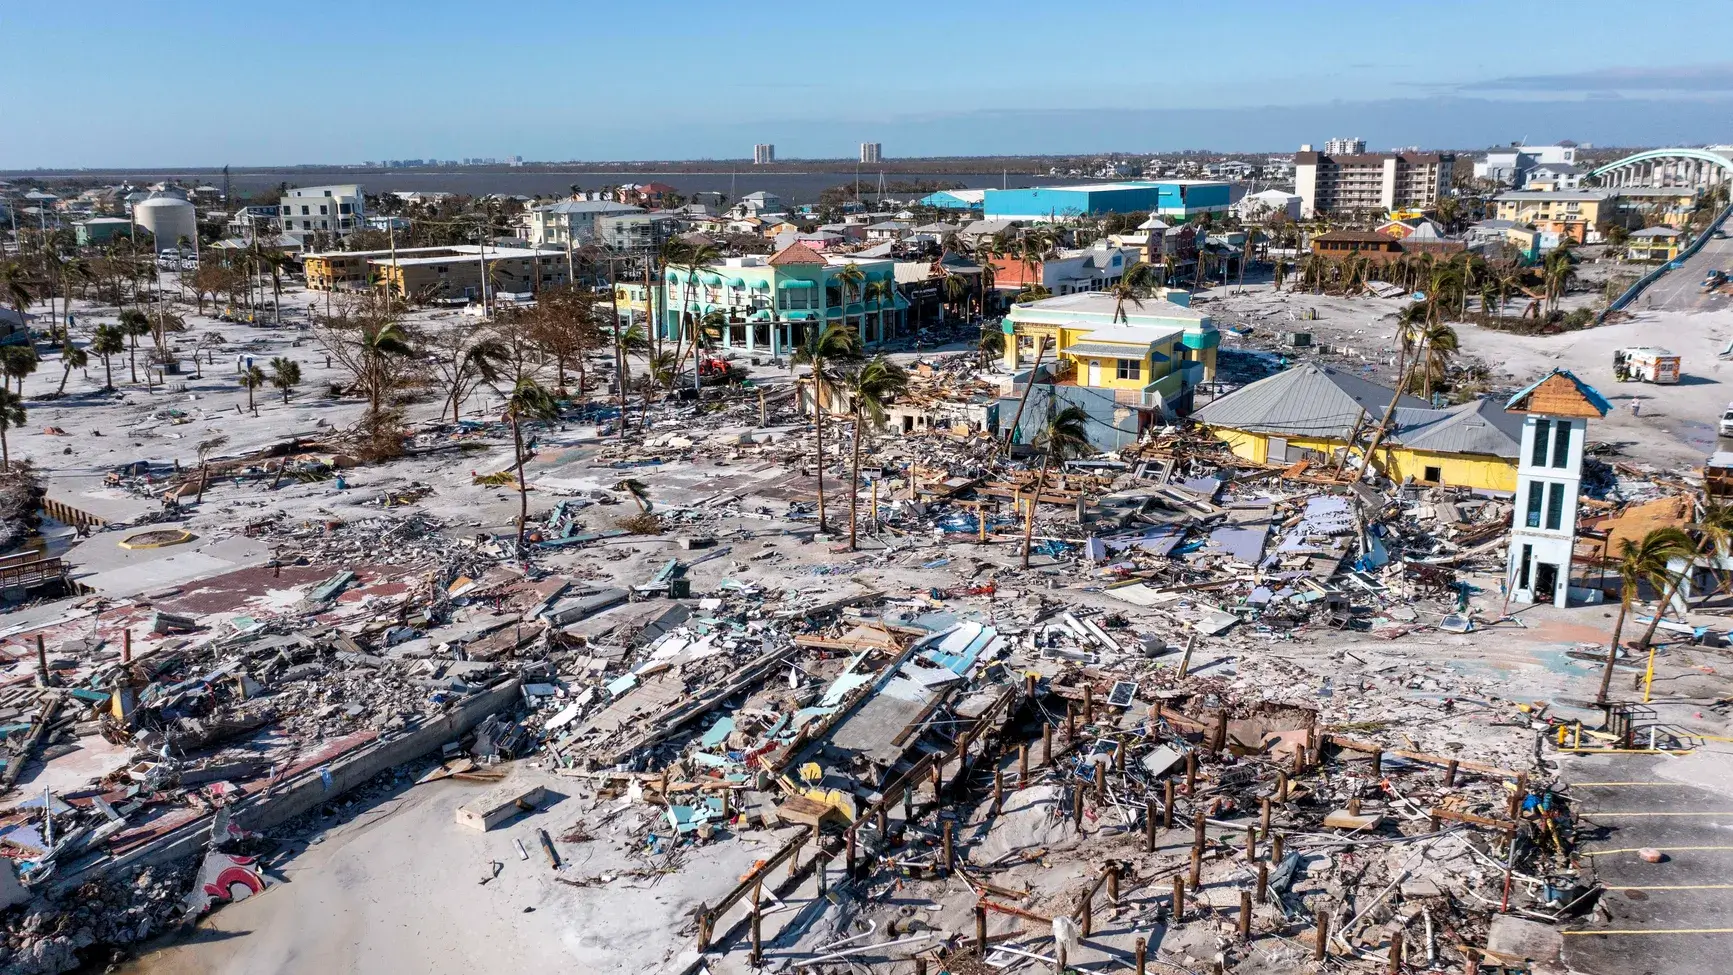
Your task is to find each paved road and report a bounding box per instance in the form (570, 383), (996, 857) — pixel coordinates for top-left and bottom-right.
(1560, 752), (1733, 974)
(1636, 224), (1733, 313)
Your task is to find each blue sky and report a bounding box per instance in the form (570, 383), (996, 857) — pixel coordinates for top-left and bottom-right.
(7, 0), (1733, 167)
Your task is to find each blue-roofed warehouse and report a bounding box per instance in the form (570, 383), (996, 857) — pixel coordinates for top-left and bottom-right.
(984, 181), (1232, 222)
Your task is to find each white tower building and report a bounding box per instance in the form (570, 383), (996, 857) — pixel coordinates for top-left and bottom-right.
(1504, 369), (1611, 607)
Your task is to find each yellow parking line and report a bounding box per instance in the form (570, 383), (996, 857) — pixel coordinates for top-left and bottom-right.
(1584, 845), (1733, 856)
(1606, 885), (1733, 891)
(1563, 928), (1733, 936)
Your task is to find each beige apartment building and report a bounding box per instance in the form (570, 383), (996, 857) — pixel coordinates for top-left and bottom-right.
(1293, 146), (1454, 218)
(304, 244), (570, 299)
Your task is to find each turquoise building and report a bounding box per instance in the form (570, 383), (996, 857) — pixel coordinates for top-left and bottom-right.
(653, 242), (910, 355)
(984, 181), (1232, 222)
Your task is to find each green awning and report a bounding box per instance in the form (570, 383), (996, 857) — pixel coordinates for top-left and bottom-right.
(779, 279), (815, 289)
(1181, 330), (1220, 350)
(786, 311), (818, 320)
(700, 271), (724, 285)
(726, 277), (746, 288)
(749, 279), (770, 290)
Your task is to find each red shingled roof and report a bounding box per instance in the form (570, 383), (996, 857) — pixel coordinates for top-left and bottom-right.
(768, 242), (826, 266)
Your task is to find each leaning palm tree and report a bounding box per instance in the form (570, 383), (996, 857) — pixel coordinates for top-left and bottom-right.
(1633, 502), (1733, 651)
(791, 322), (861, 532)
(0, 262), (31, 330)
(194, 434), (229, 503)
(54, 338), (88, 396)
(501, 378), (561, 547)
(1411, 321), (1459, 400)
(118, 308), (151, 383)
(1599, 527), (1695, 705)
(0, 388), (24, 470)
(614, 478), (652, 513)
(1021, 404), (1094, 569)
(841, 355), (910, 551)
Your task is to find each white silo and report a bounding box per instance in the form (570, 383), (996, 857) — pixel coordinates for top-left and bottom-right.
(132, 193), (198, 252)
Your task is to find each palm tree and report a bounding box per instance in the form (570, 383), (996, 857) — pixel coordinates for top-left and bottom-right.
(239, 364), (266, 413)
(863, 279), (894, 344)
(358, 320), (415, 416)
(1272, 258), (1288, 292)
(1633, 503), (1733, 652)
(614, 477), (652, 512)
(118, 308), (151, 383)
(672, 239), (721, 396)
(1599, 527), (1695, 705)
(840, 355), (910, 551)
(1543, 247), (1576, 315)
(1107, 260), (1154, 323)
(1021, 404), (1094, 569)
(0, 341), (36, 397)
(54, 338), (88, 396)
(943, 273), (970, 322)
(501, 378), (560, 546)
(791, 322), (861, 532)
(0, 262), (31, 330)
(978, 322), (1006, 369)
(0, 388), (24, 470)
(446, 337), (509, 423)
(194, 434), (229, 504)
(270, 357), (302, 403)
(834, 263), (867, 343)
(91, 324), (125, 390)
(1411, 321), (1459, 400)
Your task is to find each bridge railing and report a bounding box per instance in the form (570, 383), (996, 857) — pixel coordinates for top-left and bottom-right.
(1597, 201), (1733, 322)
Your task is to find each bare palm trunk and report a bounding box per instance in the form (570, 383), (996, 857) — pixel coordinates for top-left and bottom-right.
(1, 429), (8, 470)
(999, 336), (1047, 456)
(1358, 338), (1412, 479)
(1021, 453), (1053, 569)
(57, 364), (71, 396)
(814, 399), (827, 532)
(128, 334), (138, 382)
(513, 415), (530, 547)
(848, 412), (863, 551)
(196, 462), (208, 504)
(1637, 562), (1692, 650)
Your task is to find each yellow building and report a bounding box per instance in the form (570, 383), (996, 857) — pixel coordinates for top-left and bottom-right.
(1491, 190), (1629, 244)
(1192, 362), (1522, 492)
(1002, 291), (1218, 415)
(303, 244), (570, 300)
(1625, 227), (1684, 262)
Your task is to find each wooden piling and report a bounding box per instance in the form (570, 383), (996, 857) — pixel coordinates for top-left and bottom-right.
(1277, 769), (1288, 802)
(1083, 684), (1094, 725)
(1018, 744), (1029, 785)
(1193, 815), (1206, 849)
(34, 635), (46, 684)
(1444, 759), (1458, 788)
(1134, 937), (1147, 975)
(1144, 798), (1157, 851)
(994, 768), (1004, 811)
(1260, 796), (1272, 833)
(1189, 844), (1202, 888)
(1106, 863), (1120, 908)
(1079, 887), (1093, 937)
(1371, 748), (1382, 777)
(943, 821), (955, 873)
(1172, 876), (1185, 920)
(1163, 780), (1174, 828)
(750, 884), (764, 967)
(1257, 861), (1269, 904)
(1094, 761), (1105, 802)
(1065, 703), (1076, 739)
(1072, 785), (1084, 827)
(122, 629), (132, 664)
(1388, 934), (1403, 973)
(1042, 723), (1052, 765)
(1239, 889), (1253, 941)
(1271, 832), (1284, 865)
(976, 903), (987, 954)
(1246, 826), (1257, 861)
(1185, 752), (1197, 795)
(1314, 906), (1330, 960)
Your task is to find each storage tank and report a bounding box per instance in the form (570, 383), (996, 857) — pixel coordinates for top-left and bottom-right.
(132, 193), (197, 251)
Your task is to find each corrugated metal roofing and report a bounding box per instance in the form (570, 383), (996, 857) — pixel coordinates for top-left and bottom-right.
(1392, 398), (1523, 457)
(1193, 363), (1426, 440)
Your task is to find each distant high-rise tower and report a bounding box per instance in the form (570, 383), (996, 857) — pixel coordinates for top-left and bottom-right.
(860, 142), (882, 164)
(1323, 137), (1367, 155)
(754, 144), (775, 165)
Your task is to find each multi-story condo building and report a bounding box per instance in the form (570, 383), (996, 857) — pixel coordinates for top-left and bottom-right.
(753, 144), (775, 165)
(1293, 147), (1453, 218)
(860, 142), (882, 164)
(526, 200), (642, 247)
(278, 184), (365, 241)
(1323, 137), (1366, 156)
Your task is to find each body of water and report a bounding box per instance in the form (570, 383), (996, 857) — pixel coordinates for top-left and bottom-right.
(17, 170), (1048, 206)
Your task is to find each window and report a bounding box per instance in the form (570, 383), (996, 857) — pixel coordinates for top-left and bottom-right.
(319, 205), (328, 215)
(1546, 482), (1565, 530)
(1526, 481), (1544, 528)
(1116, 358), (1141, 381)
(1552, 420), (1570, 468)
(1423, 465), (1442, 483)
(1520, 542), (1533, 590)
(301, 205), (310, 215)
(339, 203), (352, 215)
(1532, 418), (1551, 466)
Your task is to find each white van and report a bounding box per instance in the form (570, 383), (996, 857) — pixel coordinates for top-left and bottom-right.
(1720, 403), (1733, 438)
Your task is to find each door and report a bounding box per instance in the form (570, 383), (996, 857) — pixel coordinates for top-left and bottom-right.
(1088, 359), (1101, 386)
(1534, 562), (1559, 605)
(1267, 437), (1288, 463)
